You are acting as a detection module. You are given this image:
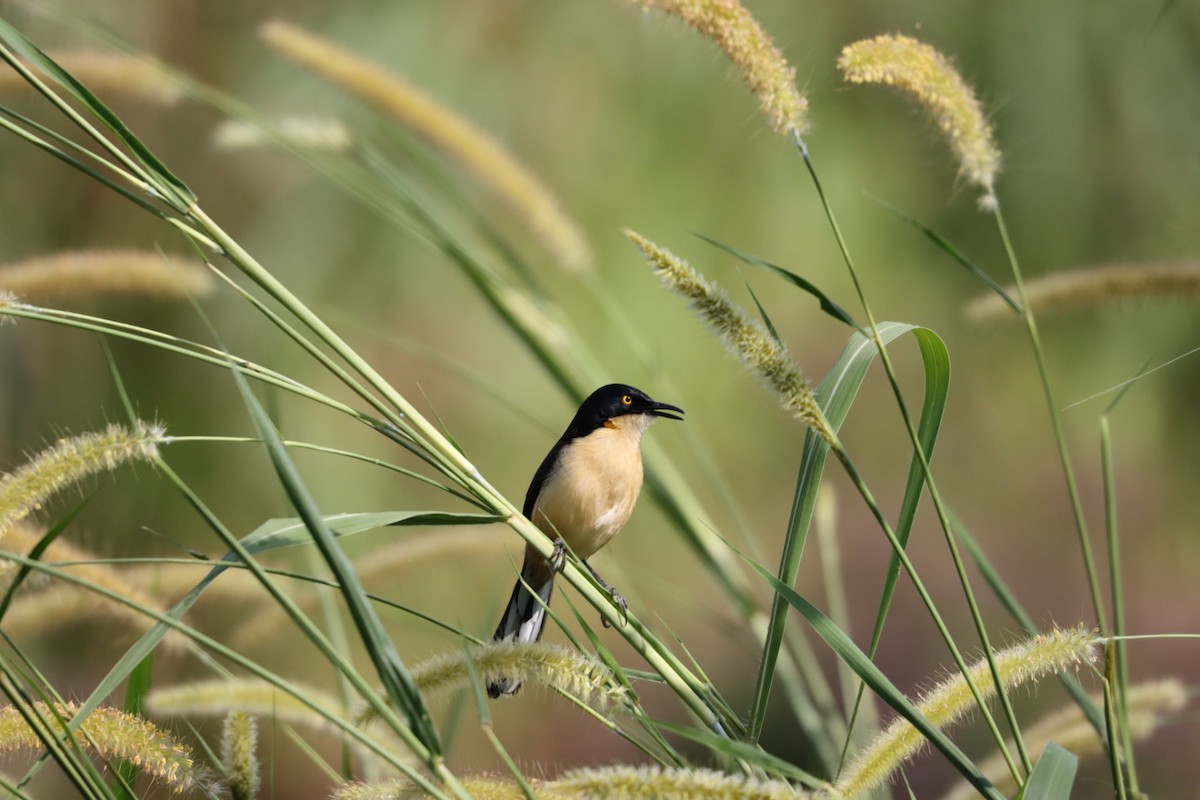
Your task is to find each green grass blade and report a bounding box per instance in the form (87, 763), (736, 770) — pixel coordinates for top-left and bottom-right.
(653, 720), (825, 788)
(749, 322), (947, 743)
(1101, 414), (1138, 792)
(0, 549), (445, 793)
(696, 234), (861, 329)
(872, 197), (1020, 313)
(237, 378), (443, 757)
(461, 644), (537, 800)
(240, 511), (505, 554)
(744, 280), (783, 344)
(1017, 743), (1077, 800)
(0, 499), (90, 623)
(843, 324), (951, 754)
(740, 553), (1003, 799)
(863, 326), (950, 648)
(0, 105), (168, 216)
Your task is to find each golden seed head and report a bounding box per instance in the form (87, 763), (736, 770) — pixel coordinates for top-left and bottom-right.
(335, 776), (578, 800)
(631, 0), (808, 136)
(837, 626), (1096, 797)
(966, 260), (1200, 323)
(221, 712), (260, 800)
(0, 250), (214, 302)
(259, 20), (591, 272)
(625, 230), (834, 444)
(0, 703), (202, 792)
(938, 678), (1188, 800)
(839, 34), (1000, 195)
(146, 678), (411, 773)
(407, 642), (623, 713)
(0, 420), (163, 538)
(551, 765), (806, 800)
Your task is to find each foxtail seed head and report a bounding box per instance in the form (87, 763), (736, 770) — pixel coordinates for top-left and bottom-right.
(0, 421), (164, 538)
(147, 678), (410, 772)
(839, 34), (1000, 201)
(334, 776), (577, 800)
(260, 20), (591, 272)
(221, 712), (260, 800)
(626, 230), (833, 445)
(0, 250), (214, 302)
(835, 626), (1097, 797)
(358, 642), (625, 728)
(966, 261), (1200, 323)
(550, 765), (809, 800)
(937, 678), (1187, 800)
(0, 702), (201, 792)
(631, 0), (808, 137)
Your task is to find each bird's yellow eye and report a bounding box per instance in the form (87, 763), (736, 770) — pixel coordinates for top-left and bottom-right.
(622, 394), (633, 405)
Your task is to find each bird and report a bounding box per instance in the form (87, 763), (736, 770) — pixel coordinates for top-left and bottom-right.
(487, 383), (684, 697)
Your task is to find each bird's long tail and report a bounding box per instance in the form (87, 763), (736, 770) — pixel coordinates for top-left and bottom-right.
(487, 552), (554, 698)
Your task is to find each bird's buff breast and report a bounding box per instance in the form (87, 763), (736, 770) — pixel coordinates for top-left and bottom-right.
(531, 424), (645, 560)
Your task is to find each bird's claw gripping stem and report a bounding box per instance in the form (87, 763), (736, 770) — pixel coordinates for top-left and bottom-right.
(549, 537), (568, 573)
(584, 559), (628, 628)
(549, 540), (629, 627)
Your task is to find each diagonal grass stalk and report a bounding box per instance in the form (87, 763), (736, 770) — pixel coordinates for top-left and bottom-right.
(1103, 645), (1128, 800)
(991, 204), (1109, 635)
(794, 137), (1030, 781)
(1101, 414), (1138, 793)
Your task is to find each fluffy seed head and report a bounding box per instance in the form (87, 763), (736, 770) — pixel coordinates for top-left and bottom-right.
(259, 20), (591, 272)
(550, 765), (808, 799)
(356, 642), (625, 728)
(0, 421), (164, 538)
(0, 250), (214, 302)
(626, 230), (834, 445)
(966, 261), (1200, 323)
(839, 34), (1000, 197)
(221, 712), (260, 800)
(938, 678), (1188, 800)
(836, 626), (1097, 797)
(631, 0), (808, 136)
(0, 702), (201, 792)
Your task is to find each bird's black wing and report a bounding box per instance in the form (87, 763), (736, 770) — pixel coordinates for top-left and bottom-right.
(522, 433), (572, 518)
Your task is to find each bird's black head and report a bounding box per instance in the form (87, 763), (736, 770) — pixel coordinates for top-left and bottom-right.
(567, 383), (684, 436)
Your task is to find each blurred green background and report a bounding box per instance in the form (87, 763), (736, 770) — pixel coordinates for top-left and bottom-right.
(0, 0), (1197, 796)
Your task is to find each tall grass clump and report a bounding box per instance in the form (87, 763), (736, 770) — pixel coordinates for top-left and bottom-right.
(0, 4), (1192, 800)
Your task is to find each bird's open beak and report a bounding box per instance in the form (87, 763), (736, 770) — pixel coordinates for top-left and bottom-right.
(649, 401), (684, 421)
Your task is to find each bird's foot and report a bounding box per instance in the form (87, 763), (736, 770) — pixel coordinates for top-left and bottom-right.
(602, 588), (629, 629)
(584, 559), (628, 628)
(549, 537), (568, 573)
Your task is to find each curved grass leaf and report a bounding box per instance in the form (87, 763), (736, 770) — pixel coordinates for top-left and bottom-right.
(1018, 742), (1077, 800)
(749, 322), (949, 746)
